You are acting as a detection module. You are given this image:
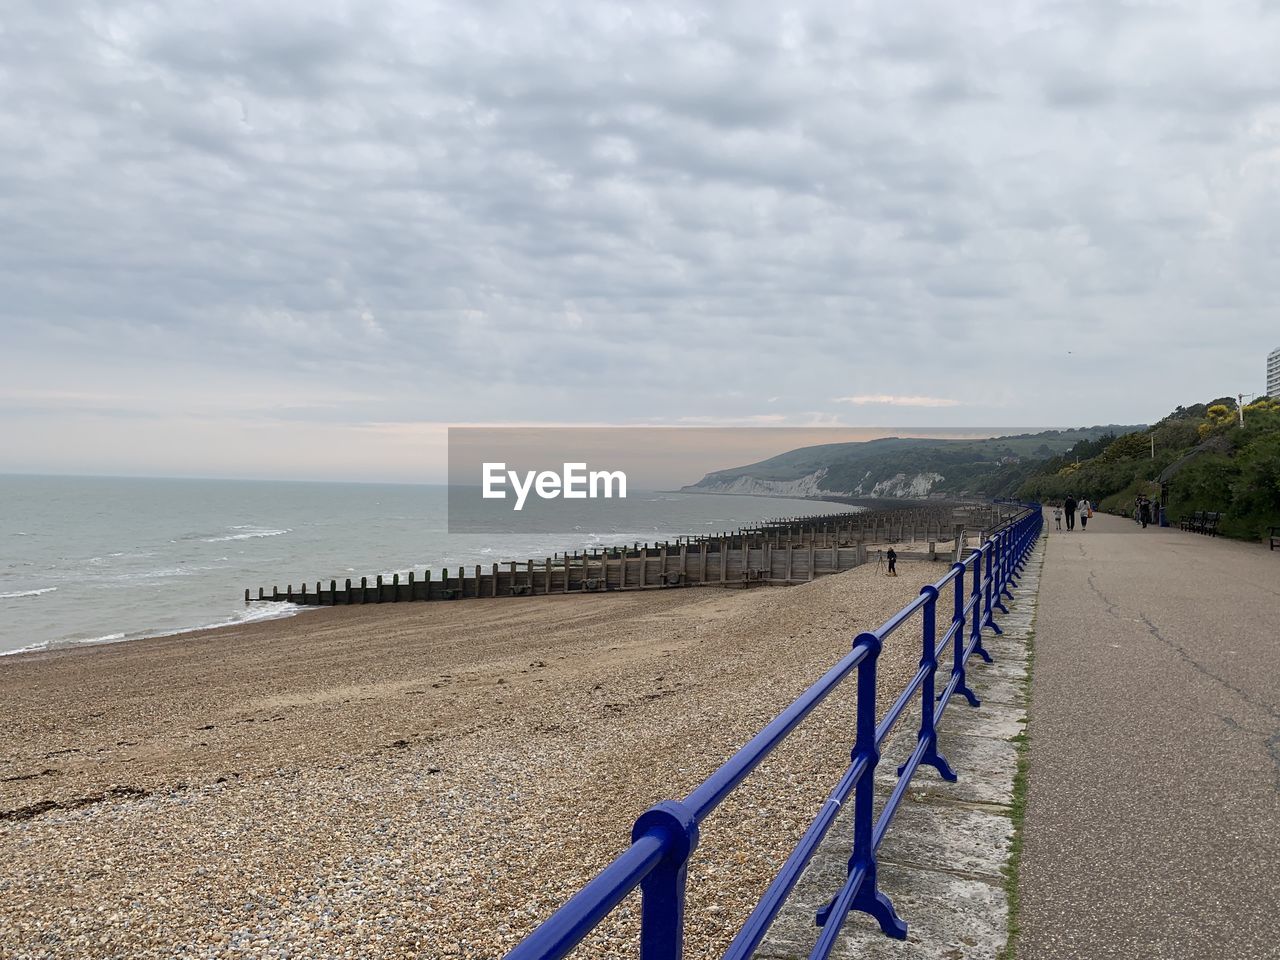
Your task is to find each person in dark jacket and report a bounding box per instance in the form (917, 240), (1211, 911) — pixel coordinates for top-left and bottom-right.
(886, 546), (898, 576)
(1064, 495), (1078, 531)
(1139, 496), (1151, 528)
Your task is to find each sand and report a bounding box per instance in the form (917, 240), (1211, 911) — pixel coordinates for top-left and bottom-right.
(0, 562), (942, 959)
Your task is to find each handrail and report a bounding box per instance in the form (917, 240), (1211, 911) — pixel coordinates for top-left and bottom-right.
(506, 502), (1044, 960)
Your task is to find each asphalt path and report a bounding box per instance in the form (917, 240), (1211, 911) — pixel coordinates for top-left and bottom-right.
(1018, 510), (1280, 959)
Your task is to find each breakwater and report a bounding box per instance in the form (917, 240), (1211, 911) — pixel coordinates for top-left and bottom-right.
(246, 502), (1019, 606)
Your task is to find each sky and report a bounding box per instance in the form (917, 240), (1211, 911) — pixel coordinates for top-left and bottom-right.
(2, 0), (1279, 482)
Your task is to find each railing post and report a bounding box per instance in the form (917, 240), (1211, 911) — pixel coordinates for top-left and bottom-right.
(632, 800), (699, 960)
(951, 562), (980, 707)
(970, 546), (993, 662)
(1005, 524), (1021, 590)
(819, 633), (906, 939)
(980, 541), (1003, 641)
(994, 530), (1012, 612)
(905, 586), (956, 781)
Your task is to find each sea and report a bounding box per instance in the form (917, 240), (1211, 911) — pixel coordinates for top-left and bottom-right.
(0, 475), (854, 657)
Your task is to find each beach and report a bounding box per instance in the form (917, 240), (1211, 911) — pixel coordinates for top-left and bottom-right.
(1, 563), (937, 958)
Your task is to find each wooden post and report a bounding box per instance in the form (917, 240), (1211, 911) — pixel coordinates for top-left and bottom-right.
(329, 580), (336, 605)
(492, 563), (499, 597)
(545, 557), (552, 594)
(244, 589), (250, 602)
(719, 542), (727, 584)
(392, 573), (400, 602)
(808, 542), (815, 580)
(345, 578), (352, 604)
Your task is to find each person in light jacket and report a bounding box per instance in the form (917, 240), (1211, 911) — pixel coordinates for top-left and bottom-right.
(1079, 497), (1091, 530)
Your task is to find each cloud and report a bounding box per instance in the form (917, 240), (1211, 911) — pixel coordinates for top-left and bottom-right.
(2, 0), (1279, 479)
(832, 395), (963, 408)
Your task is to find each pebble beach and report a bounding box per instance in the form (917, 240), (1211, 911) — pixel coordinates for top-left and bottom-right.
(0, 563), (937, 959)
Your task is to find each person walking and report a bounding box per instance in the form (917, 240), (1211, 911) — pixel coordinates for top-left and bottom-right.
(1079, 497), (1091, 531)
(1139, 496), (1151, 529)
(886, 546), (898, 576)
(1064, 495), (1077, 531)
(1053, 505), (1063, 530)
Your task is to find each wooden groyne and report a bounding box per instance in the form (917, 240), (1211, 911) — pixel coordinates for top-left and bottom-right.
(245, 502), (1019, 607)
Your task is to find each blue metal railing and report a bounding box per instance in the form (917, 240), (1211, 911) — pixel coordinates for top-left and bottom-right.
(507, 505), (1044, 960)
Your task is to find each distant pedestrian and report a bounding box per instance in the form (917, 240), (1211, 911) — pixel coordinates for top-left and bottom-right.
(886, 547), (898, 576)
(1079, 498), (1091, 530)
(1139, 496), (1151, 529)
(1053, 506), (1063, 530)
(1064, 495), (1077, 531)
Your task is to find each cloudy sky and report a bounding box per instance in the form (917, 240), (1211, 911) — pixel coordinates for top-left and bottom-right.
(3, 0), (1278, 481)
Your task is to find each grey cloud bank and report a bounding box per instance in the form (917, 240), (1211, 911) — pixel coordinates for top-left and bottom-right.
(2, 1), (1278, 480)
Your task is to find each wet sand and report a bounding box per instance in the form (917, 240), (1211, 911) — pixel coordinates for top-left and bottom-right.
(1, 563), (938, 958)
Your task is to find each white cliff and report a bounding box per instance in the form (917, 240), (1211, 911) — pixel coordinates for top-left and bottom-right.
(686, 468), (946, 499)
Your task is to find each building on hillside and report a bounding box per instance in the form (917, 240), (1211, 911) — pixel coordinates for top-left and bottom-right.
(1269, 346), (1280, 399)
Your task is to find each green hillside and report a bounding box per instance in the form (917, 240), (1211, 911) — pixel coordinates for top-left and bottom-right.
(683, 426), (1141, 500)
(1018, 396), (1280, 541)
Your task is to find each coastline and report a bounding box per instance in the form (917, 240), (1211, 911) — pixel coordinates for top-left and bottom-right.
(0, 560), (935, 958)
(0, 600), (312, 660)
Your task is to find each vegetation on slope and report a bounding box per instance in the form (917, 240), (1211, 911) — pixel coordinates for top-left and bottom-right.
(1017, 396), (1280, 541)
(686, 427), (1139, 498)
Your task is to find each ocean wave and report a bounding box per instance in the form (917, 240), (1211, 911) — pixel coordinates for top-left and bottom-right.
(0, 587), (57, 600)
(188, 603), (308, 633)
(0, 605), (308, 657)
(202, 527), (291, 543)
(1, 632), (126, 656)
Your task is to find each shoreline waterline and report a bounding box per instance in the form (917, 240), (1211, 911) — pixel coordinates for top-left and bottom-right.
(0, 475), (863, 658)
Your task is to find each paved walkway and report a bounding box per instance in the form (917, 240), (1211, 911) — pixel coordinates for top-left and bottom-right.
(1019, 512), (1280, 959)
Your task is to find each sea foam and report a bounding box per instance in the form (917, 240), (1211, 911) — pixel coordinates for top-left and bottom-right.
(0, 587), (57, 600)
(202, 526), (292, 543)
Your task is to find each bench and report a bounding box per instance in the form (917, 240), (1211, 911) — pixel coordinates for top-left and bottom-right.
(1179, 510), (1221, 535)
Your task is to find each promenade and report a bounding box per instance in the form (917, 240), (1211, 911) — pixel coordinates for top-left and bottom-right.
(1019, 511), (1280, 958)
